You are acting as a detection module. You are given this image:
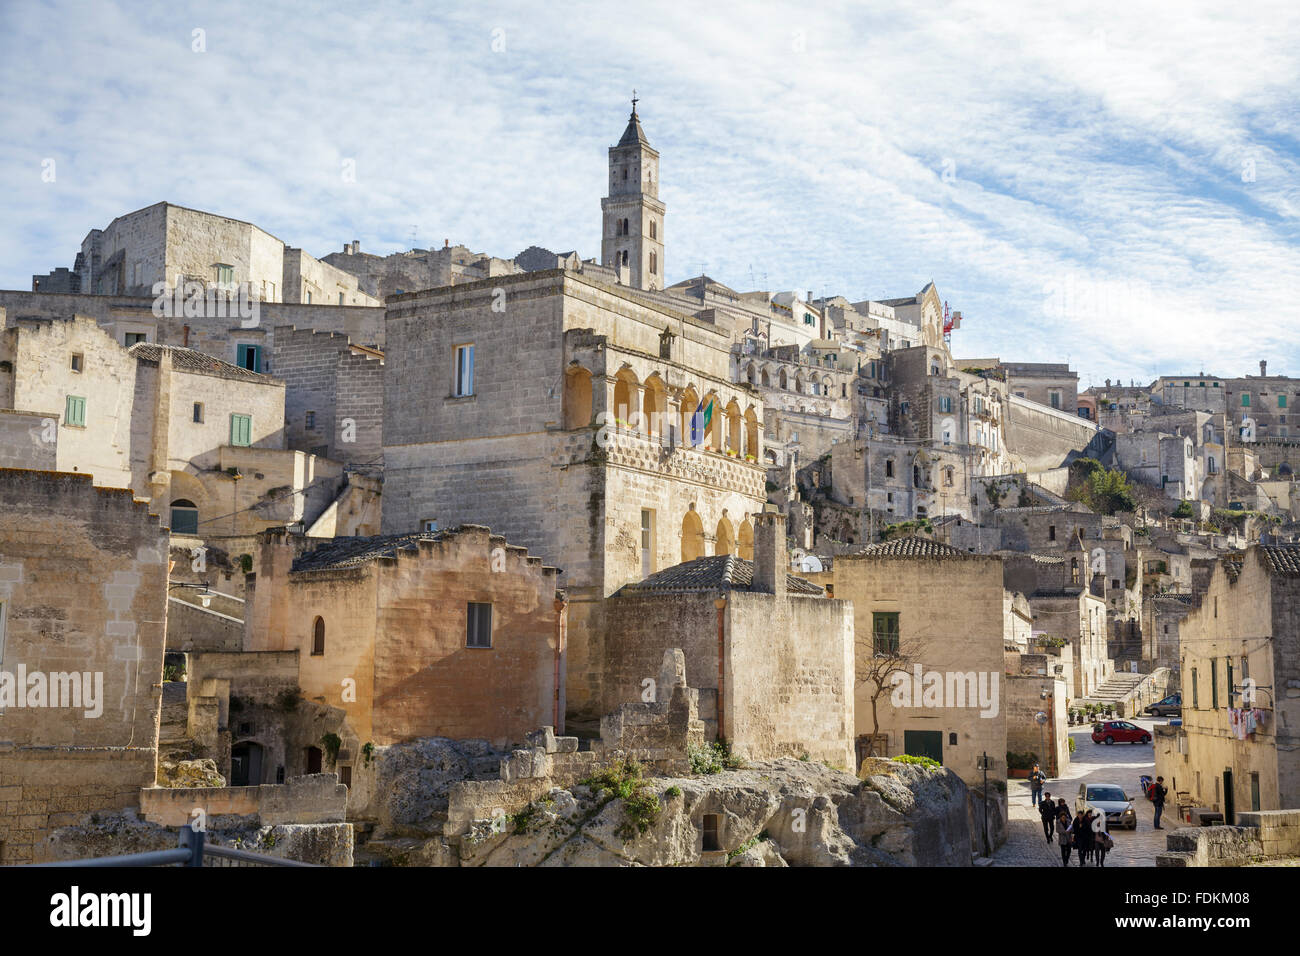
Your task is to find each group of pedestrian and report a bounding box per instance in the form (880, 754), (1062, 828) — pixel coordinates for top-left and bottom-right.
(1030, 764), (1114, 867)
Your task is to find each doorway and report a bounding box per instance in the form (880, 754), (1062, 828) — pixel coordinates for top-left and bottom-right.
(1223, 769), (1235, 824)
(903, 729), (943, 765)
(305, 746), (323, 775)
(230, 741), (263, 786)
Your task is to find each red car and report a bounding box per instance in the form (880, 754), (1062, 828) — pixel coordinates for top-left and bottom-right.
(1092, 720), (1152, 745)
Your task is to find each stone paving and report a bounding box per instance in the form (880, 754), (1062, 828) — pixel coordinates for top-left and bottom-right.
(991, 718), (1174, 867)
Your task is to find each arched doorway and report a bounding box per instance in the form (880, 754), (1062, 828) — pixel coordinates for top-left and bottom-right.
(231, 741), (264, 786)
(737, 519), (754, 560)
(563, 365), (593, 429)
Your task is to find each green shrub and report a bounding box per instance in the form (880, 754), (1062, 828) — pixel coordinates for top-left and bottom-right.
(688, 741), (743, 775)
(664, 785), (682, 798)
(580, 760), (660, 841)
(892, 754), (941, 770)
(1068, 737), (1076, 754)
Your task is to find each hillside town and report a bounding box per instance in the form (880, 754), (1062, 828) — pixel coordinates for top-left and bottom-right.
(1, 103), (1297, 868)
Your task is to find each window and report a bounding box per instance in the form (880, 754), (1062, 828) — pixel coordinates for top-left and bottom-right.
(1192, 668), (1199, 709)
(1049, 525), (1056, 541)
(230, 413), (252, 447)
(305, 411), (316, 430)
(311, 617), (325, 655)
(1226, 659), (1234, 707)
(885, 459), (894, 478)
(236, 344), (263, 372)
(124, 332), (148, 347)
(451, 344), (477, 398)
(422, 518), (438, 532)
(466, 602), (492, 648)
(192, 402), (203, 423)
(305, 291), (312, 304)
(1242, 394), (1250, 407)
(170, 499), (198, 535)
(215, 264), (234, 287)
(1280, 395), (1288, 408)
(640, 509), (655, 577)
(939, 396), (952, 413)
(1210, 658), (1218, 709)
(338, 292), (345, 305)
(70, 353), (83, 372)
(649, 219), (657, 239)
(872, 612), (900, 656)
(650, 251), (657, 276)
(64, 395), (86, 427)
(339, 765), (352, 788)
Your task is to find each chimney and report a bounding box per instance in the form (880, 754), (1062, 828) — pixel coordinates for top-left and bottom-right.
(352, 240), (360, 255)
(1260, 360), (1267, 377)
(752, 509), (787, 598)
(444, 238), (450, 248)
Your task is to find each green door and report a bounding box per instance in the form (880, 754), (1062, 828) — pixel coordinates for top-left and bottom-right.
(903, 730), (943, 765)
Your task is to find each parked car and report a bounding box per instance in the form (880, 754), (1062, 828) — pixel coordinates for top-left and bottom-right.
(1144, 693), (1181, 718)
(1091, 720), (1152, 745)
(1077, 783), (1138, 830)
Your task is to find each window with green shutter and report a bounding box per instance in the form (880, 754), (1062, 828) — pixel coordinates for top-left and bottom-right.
(872, 612), (900, 656)
(64, 395), (86, 427)
(230, 413), (252, 446)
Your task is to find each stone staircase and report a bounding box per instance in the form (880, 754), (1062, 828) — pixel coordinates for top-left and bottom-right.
(1079, 668), (1171, 718)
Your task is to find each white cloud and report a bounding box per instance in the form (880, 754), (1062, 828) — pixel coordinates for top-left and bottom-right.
(1, 0), (1297, 385)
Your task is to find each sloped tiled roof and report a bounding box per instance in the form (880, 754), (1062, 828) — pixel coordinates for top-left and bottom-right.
(292, 532), (444, 572)
(129, 343), (273, 384)
(618, 555), (823, 596)
(854, 536), (967, 558)
(1258, 545), (1300, 577)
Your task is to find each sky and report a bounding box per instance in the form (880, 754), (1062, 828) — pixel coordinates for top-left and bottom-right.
(2, 0), (1298, 388)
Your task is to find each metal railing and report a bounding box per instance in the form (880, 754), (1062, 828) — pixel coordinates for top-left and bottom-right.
(24, 825), (316, 867)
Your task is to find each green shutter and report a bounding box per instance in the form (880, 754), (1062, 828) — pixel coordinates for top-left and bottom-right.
(230, 414), (251, 446)
(64, 395), (85, 427)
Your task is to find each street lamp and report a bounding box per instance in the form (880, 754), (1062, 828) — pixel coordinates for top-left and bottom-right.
(170, 581), (215, 608)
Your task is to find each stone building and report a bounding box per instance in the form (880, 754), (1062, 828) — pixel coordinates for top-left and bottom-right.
(244, 526), (565, 756)
(603, 512), (855, 767)
(958, 359), (1079, 415)
(33, 202), (379, 306)
(1156, 545), (1300, 817)
(381, 265), (767, 722)
(833, 537), (1008, 785)
(0, 314), (352, 537)
(1027, 585), (1111, 699)
(322, 239), (533, 300)
(0, 469), (168, 864)
(272, 326), (384, 469)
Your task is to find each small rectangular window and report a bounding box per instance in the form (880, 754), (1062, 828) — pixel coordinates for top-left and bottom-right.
(1210, 658), (1219, 709)
(64, 395), (86, 427)
(872, 612), (900, 656)
(124, 332), (148, 347)
(215, 264), (234, 286)
(305, 410), (316, 430)
(339, 765), (352, 788)
(236, 344), (262, 372)
(1192, 668), (1199, 708)
(702, 813), (720, 852)
(453, 344), (475, 397)
(422, 518), (438, 532)
(230, 413), (252, 447)
(338, 292), (345, 305)
(70, 353), (83, 372)
(193, 402), (204, 423)
(466, 602), (492, 648)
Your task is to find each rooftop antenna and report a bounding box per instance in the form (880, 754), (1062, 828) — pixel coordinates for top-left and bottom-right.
(410, 225), (418, 250)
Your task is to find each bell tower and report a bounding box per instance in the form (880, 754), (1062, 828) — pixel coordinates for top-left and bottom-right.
(601, 94), (665, 291)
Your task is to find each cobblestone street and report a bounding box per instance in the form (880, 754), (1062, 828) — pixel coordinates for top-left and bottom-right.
(992, 719), (1174, 867)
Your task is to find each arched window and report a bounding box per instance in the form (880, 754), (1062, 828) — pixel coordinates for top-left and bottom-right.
(1071, 558), (1080, 585)
(170, 499), (199, 535)
(649, 251), (657, 276)
(738, 519), (754, 561)
(715, 516), (734, 556)
(649, 220), (657, 239)
(681, 509), (705, 562)
(779, 369), (788, 390)
(760, 368), (771, 387)
(563, 365), (593, 429)
(613, 369), (639, 429)
(620, 250), (629, 266)
(642, 374), (667, 439)
(311, 616), (325, 655)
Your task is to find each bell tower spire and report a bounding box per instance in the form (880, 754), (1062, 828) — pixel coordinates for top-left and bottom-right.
(601, 95), (665, 291)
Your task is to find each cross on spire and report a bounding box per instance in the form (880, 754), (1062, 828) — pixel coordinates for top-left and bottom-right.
(631, 89), (638, 114)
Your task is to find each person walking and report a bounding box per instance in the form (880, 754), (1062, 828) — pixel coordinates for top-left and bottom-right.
(1092, 809), (1110, 867)
(1039, 791), (1057, 843)
(1029, 764), (1047, 807)
(1152, 776), (1169, 829)
(1073, 809), (1093, 867)
(1056, 811), (1073, 866)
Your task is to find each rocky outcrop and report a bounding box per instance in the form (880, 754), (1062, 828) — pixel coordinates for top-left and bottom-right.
(156, 757), (226, 788)
(363, 751), (970, 867)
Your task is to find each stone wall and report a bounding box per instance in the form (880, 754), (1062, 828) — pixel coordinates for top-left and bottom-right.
(0, 469), (168, 864)
(139, 772), (347, 826)
(0, 409), (56, 470)
(1157, 810), (1300, 866)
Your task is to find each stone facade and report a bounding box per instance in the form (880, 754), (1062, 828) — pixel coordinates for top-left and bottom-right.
(0, 469), (168, 864)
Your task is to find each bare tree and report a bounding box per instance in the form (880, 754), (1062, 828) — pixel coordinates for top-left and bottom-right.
(855, 622), (931, 762)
